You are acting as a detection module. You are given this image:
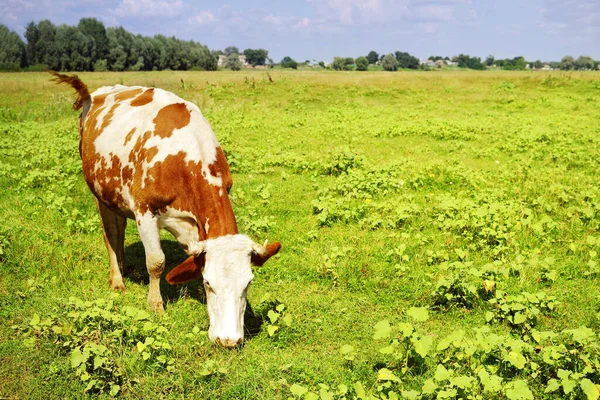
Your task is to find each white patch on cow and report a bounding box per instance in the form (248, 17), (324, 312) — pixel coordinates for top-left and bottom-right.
(204, 217), (210, 234)
(156, 207), (201, 255)
(219, 188), (224, 197)
(200, 234), (255, 345)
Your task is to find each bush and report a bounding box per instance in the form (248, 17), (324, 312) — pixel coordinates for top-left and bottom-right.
(280, 56), (297, 69)
(355, 56), (368, 71)
(382, 54), (398, 71)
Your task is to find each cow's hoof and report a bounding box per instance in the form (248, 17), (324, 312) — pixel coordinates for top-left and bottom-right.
(109, 279), (126, 293)
(148, 300), (165, 313)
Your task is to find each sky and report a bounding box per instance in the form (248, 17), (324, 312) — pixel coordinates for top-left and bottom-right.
(1, 0), (599, 62)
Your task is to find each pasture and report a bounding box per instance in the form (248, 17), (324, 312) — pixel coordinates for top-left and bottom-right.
(1, 70), (600, 399)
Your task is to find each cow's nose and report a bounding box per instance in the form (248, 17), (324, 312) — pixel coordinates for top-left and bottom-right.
(216, 337), (243, 348)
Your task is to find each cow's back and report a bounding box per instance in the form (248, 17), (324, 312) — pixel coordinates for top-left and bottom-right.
(82, 85), (235, 234)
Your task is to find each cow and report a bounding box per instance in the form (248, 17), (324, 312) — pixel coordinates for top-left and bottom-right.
(50, 72), (281, 348)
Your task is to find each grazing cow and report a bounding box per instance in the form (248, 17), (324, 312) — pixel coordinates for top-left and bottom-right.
(50, 72), (281, 347)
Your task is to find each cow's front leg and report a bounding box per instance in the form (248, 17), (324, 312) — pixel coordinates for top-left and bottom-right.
(136, 212), (165, 312)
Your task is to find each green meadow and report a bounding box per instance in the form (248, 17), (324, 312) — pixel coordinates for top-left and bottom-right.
(1, 70), (600, 399)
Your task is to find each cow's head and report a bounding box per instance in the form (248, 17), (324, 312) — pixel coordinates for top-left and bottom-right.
(165, 234), (281, 347)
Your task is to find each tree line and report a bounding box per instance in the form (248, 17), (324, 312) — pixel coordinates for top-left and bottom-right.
(0, 19), (598, 72)
(0, 19), (217, 72)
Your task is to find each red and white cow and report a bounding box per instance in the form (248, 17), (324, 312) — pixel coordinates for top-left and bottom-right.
(51, 72), (281, 347)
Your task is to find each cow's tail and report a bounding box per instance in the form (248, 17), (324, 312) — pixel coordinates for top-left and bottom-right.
(48, 71), (91, 112)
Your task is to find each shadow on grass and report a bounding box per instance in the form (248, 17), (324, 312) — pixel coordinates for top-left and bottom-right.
(123, 239), (265, 338)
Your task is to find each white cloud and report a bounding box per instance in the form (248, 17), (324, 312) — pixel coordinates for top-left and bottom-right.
(307, 0), (384, 24)
(114, 0), (183, 18)
(192, 10), (215, 25)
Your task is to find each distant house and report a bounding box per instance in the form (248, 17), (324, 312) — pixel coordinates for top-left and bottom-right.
(218, 54), (250, 68)
(420, 59), (436, 67)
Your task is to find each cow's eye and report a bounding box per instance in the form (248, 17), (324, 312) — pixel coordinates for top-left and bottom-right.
(203, 280), (210, 287)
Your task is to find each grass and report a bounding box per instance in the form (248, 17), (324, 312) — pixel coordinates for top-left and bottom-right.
(1, 70), (600, 399)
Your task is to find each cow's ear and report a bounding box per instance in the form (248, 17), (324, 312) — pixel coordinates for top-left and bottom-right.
(251, 241), (282, 266)
(166, 253), (205, 284)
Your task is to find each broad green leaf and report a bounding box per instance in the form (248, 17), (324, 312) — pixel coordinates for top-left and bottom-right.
(135, 309), (151, 321)
(435, 364), (451, 382)
(377, 368), (401, 382)
(437, 389), (457, 399)
(422, 378), (437, 394)
(513, 312), (527, 324)
(157, 355), (167, 364)
(319, 388), (334, 400)
(413, 335), (433, 358)
(407, 307), (429, 322)
(192, 326), (200, 334)
(93, 355), (104, 370)
(290, 384), (308, 397)
(379, 345), (396, 354)
(340, 344), (354, 355)
(30, 313), (40, 327)
(505, 380), (533, 400)
(354, 382), (366, 399)
(70, 348), (87, 368)
(304, 392), (319, 400)
(267, 309), (280, 324)
(282, 315), (293, 327)
(452, 375), (473, 389)
(580, 378), (600, 400)
(478, 369), (502, 393)
(110, 384), (120, 397)
(373, 320), (392, 339)
(336, 383), (348, 395)
(544, 379), (560, 393)
(562, 378), (576, 394)
(401, 390), (420, 400)
(267, 325), (278, 336)
(136, 341), (146, 352)
(505, 351), (527, 369)
(142, 351), (151, 361)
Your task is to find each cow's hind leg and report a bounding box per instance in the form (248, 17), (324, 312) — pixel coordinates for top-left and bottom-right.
(96, 199), (127, 292)
(136, 212), (165, 312)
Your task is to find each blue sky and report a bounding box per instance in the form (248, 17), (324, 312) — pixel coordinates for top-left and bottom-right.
(1, 0), (599, 62)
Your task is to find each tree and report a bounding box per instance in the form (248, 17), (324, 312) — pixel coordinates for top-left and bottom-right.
(332, 56), (354, 71)
(225, 53), (241, 70)
(24, 21), (40, 65)
(280, 56), (297, 69)
(0, 24), (26, 71)
(366, 51), (379, 65)
(395, 51), (419, 69)
(36, 20), (59, 70)
(560, 56), (574, 70)
(575, 56), (594, 70)
(485, 55), (495, 66)
(382, 54), (398, 71)
(456, 54), (485, 70)
(224, 46), (239, 56)
(243, 48), (268, 66)
(533, 60), (544, 69)
(77, 18), (109, 62)
(355, 56), (369, 71)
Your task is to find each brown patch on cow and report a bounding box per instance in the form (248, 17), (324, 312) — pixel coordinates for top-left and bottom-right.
(165, 254), (205, 284)
(121, 165), (133, 183)
(129, 131), (155, 165)
(131, 88), (155, 107)
(123, 128), (137, 146)
(251, 242), (282, 266)
(114, 88), (143, 103)
(152, 103), (191, 139)
(215, 147), (233, 193)
(131, 151), (238, 238)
